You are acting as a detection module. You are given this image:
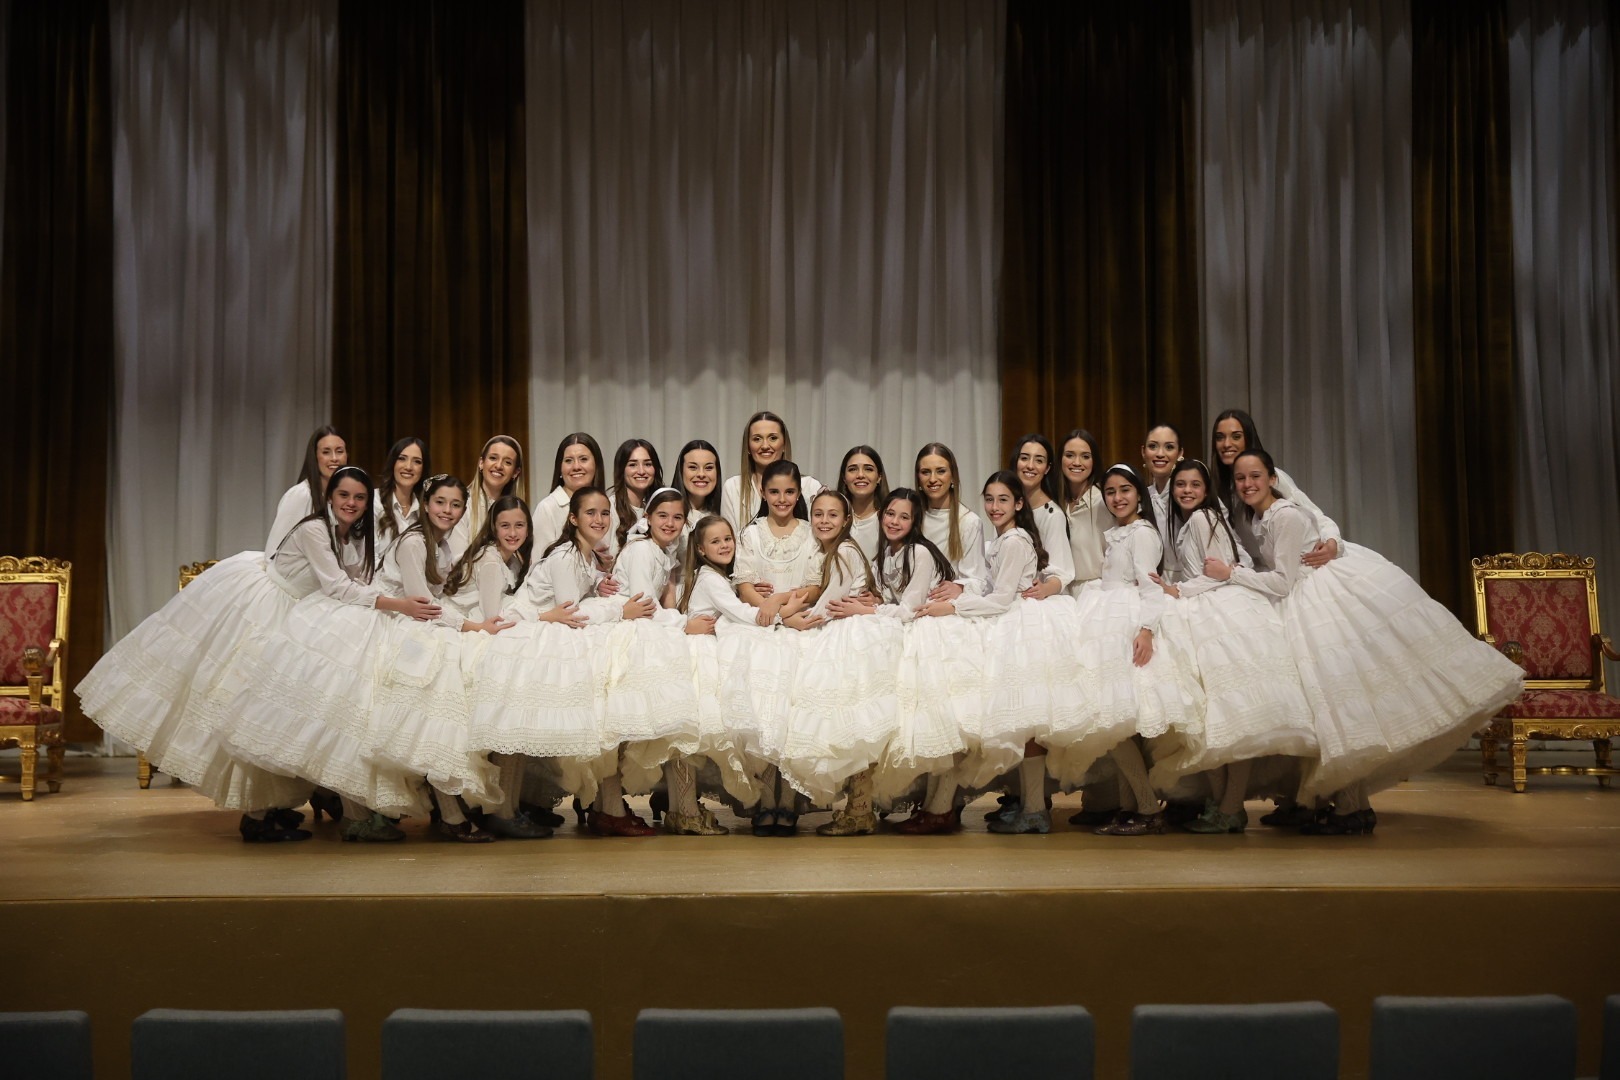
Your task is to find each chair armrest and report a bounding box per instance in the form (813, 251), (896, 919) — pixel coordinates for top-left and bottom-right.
(1500, 640), (1526, 669)
(1600, 634), (1620, 663)
(22, 645), (45, 708)
(46, 637), (62, 667)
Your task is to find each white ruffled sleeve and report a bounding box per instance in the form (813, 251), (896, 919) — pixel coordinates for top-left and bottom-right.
(954, 532), (1036, 618)
(289, 521), (383, 607)
(811, 542), (866, 616)
(1229, 504), (1313, 600)
(265, 483), (311, 555)
(394, 533), (462, 628)
(1035, 504), (1076, 589)
(695, 567), (760, 625)
(1275, 467), (1343, 547)
(731, 524), (765, 585)
(1125, 526), (1167, 631)
(954, 511), (990, 594)
(876, 558), (940, 622)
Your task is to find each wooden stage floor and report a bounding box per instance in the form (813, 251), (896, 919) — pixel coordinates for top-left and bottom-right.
(8, 755), (1619, 1078)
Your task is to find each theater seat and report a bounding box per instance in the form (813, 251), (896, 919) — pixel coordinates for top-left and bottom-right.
(131, 1007), (345, 1080)
(0, 1010), (92, 1080)
(1130, 1001), (1337, 1080)
(1369, 994), (1576, 1080)
(382, 1008), (592, 1080)
(634, 1007), (842, 1080)
(886, 1005), (1093, 1079)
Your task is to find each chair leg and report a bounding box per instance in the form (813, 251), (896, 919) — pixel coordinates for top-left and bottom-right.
(137, 751), (153, 790)
(1595, 738), (1612, 789)
(19, 731), (37, 801)
(1510, 731), (1530, 793)
(46, 740), (64, 794)
(1480, 734), (1499, 785)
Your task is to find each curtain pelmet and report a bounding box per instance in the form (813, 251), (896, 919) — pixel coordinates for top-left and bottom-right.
(1412, 0), (1518, 616)
(1000, 0), (1202, 463)
(0, 0), (114, 741)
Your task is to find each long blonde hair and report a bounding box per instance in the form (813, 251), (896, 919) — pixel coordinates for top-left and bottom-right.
(465, 435), (525, 541)
(812, 490), (875, 595)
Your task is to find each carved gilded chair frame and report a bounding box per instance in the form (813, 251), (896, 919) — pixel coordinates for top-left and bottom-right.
(0, 556), (72, 800)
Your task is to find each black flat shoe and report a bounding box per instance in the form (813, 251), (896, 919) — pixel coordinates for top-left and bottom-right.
(649, 789), (670, 823)
(307, 790), (343, 823)
(439, 819), (496, 844)
(572, 797), (588, 827)
(270, 807), (306, 831)
(772, 812), (799, 837)
(751, 810), (776, 837)
(239, 814), (311, 844)
(1259, 802), (1320, 828)
(1067, 807), (1115, 828)
(1300, 809), (1376, 836)
(518, 801), (566, 829)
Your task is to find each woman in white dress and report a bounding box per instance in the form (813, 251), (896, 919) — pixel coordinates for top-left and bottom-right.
(1209, 409), (1340, 570)
(732, 460), (822, 834)
(915, 442), (989, 597)
(1059, 428), (1109, 591)
(1009, 434), (1075, 596)
(451, 435), (524, 557)
(1153, 460), (1317, 833)
(1055, 465), (1204, 837)
(836, 445), (889, 562)
(720, 410), (823, 537)
(1205, 449), (1523, 835)
(1141, 423), (1188, 561)
(607, 438), (663, 557)
(266, 425), (347, 554)
(533, 433), (606, 556)
(374, 436), (427, 557)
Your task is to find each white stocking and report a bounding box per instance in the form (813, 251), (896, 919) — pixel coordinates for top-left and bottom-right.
(1109, 743), (1157, 813)
(594, 773), (628, 817)
(665, 759), (699, 818)
(1019, 756), (1049, 812)
(1220, 761), (1253, 816)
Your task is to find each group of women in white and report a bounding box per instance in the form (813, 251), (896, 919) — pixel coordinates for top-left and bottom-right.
(78, 409), (1524, 844)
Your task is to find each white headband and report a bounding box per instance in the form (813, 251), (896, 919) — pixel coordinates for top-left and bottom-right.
(626, 488), (685, 542)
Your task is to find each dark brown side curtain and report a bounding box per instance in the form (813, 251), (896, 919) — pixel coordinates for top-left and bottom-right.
(1412, 0), (1518, 617)
(0, 0), (113, 741)
(332, 0), (530, 488)
(1000, 0), (1201, 466)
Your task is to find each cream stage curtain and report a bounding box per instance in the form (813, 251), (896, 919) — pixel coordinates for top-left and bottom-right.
(1195, 0), (1419, 575)
(523, 0), (1004, 487)
(106, 0), (336, 640)
(1507, 0), (1620, 673)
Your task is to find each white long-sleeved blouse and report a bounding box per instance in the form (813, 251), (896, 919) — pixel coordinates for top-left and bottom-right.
(1099, 518), (1167, 633)
(953, 527), (1040, 619)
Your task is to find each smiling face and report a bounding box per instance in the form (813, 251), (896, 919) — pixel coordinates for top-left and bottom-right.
(1232, 454), (1275, 510)
(1061, 437), (1094, 491)
(748, 420), (785, 470)
(330, 476), (371, 531)
(843, 453), (880, 504)
(481, 442), (519, 497)
(570, 492), (612, 546)
(560, 444), (596, 493)
(493, 507), (528, 556)
(1141, 426), (1183, 483)
(623, 447), (656, 498)
(1172, 469), (1206, 514)
(699, 521), (736, 565)
(425, 485), (466, 532)
(391, 442), (424, 495)
(317, 435), (349, 481)
(810, 493), (848, 544)
(647, 499), (687, 545)
(982, 481), (1023, 533)
(1014, 441), (1050, 496)
(917, 454), (954, 509)
(1103, 474), (1141, 524)
(682, 449), (718, 500)
(880, 497), (914, 547)
(1213, 418), (1248, 466)
(763, 473), (800, 523)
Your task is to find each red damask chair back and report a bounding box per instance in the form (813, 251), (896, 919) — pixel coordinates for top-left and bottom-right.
(0, 556), (72, 800)
(1472, 552), (1620, 792)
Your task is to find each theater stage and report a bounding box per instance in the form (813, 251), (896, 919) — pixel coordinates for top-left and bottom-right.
(6, 755), (1617, 1079)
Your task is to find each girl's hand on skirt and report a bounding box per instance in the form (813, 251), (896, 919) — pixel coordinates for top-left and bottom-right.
(783, 611), (824, 631)
(1301, 539), (1338, 567)
(1022, 577), (1061, 600)
(1203, 557), (1232, 581)
(623, 593), (655, 620)
(1132, 628), (1155, 668)
(685, 614), (717, 636)
(920, 600), (955, 618)
(928, 580), (964, 602)
(399, 595), (442, 621)
(540, 601), (588, 628)
(828, 596), (876, 619)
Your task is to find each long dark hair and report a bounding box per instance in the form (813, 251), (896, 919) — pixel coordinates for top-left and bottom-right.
(1100, 464), (1156, 530)
(983, 470), (1049, 573)
(296, 425), (346, 510)
(550, 432), (605, 493)
(1008, 433), (1061, 504)
(678, 515), (737, 614)
(1232, 447), (1284, 521)
(377, 436), (429, 541)
(811, 490), (877, 595)
(446, 494), (533, 595)
(915, 442), (966, 562)
(611, 438), (665, 550)
(396, 474), (467, 589)
(873, 488), (954, 599)
(1166, 460), (1239, 570)
(1059, 428), (1102, 509)
(1210, 408), (1265, 514)
(755, 459), (809, 522)
(623, 487), (687, 553)
(285, 465), (377, 580)
(674, 439), (724, 518)
(837, 445), (890, 515)
(542, 485), (610, 560)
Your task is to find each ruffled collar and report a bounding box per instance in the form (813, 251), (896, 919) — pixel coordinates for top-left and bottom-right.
(1104, 518), (1154, 546)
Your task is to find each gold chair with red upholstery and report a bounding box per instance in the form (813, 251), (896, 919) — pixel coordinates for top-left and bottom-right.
(0, 556), (71, 800)
(1472, 552), (1620, 792)
(136, 559), (219, 789)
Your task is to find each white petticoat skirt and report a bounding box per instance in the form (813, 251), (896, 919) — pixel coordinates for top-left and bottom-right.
(1281, 543), (1523, 801)
(874, 614), (977, 806)
(74, 552), (313, 811)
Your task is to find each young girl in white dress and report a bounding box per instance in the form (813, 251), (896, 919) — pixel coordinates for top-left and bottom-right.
(1141, 423), (1188, 564)
(1153, 460), (1317, 833)
(374, 436), (427, 557)
(608, 438), (663, 557)
(1057, 464), (1205, 837)
(1204, 449), (1523, 835)
(1210, 409), (1340, 571)
(1009, 434), (1075, 597)
(1059, 428), (1109, 591)
(837, 445), (889, 562)
(451, 435), (524, 557)
(914, 442), (989, 597)
(533, 433), (606, 556)
(266, 425), (347, 554)
(720, 410), (824, 537)
(731, 459), (821, 834)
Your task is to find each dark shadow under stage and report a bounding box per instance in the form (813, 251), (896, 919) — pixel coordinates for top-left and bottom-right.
(7, 756), (1618, 1079)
